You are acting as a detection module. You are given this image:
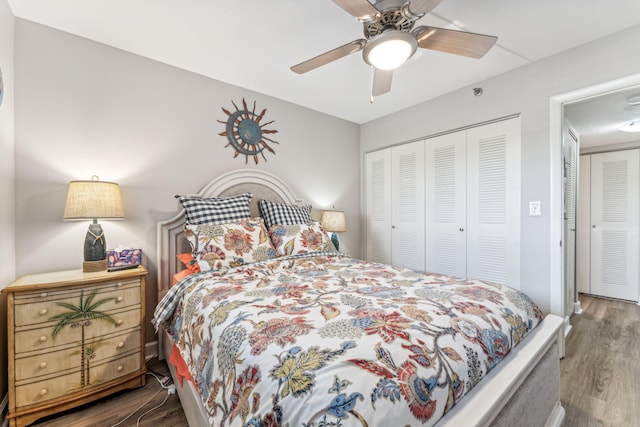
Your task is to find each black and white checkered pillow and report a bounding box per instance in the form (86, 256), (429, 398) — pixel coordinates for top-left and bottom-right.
(175, 193), (252, 225)
(258, 199), (313, 229)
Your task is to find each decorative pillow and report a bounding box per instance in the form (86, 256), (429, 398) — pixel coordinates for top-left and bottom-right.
(176, 253), (200, 274)
(268, 222), (337, 256)
(175, 193), (252, 225)
(184, 217), (277, 271)
(172, 253), (201, 285)
(258, 199), (313, 229)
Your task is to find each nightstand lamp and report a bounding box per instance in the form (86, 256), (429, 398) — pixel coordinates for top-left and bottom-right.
(63, 176), (124, 272)
(321, 209), (346, 252)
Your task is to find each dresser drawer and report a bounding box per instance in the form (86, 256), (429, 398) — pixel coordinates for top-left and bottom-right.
(14, 280), (141, 327)
(15, 329), (141, 381)
(15, 352), (142, 407)
(14, 308), (141, 354)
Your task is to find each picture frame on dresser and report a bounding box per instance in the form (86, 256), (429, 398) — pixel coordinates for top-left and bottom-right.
(2, 266), (148, 427)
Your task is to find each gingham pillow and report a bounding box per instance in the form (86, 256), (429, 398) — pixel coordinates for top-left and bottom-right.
(184, 217), (277, 271)
(258, 199), (312, 229)
(268, 222), (337, 256)
(175, 193), (252, 225)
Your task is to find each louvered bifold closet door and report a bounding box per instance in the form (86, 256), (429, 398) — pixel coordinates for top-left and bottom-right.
(564, 128), (578, 316)
(466, 117), (521, 288)
(391, 141), (425, 271)
(577, 155), (591, 294)
(590, 149), (639, 301)
(366, 149), (392, 264)
(425, 131), (466, 277)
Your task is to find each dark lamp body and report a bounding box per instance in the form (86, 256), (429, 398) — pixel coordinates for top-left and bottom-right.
(84, 221), (106, 261)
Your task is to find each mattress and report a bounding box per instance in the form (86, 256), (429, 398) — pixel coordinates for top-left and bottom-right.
(153, 253), (544, 426)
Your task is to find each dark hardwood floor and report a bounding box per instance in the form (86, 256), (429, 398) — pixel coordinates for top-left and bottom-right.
(28, 293), (639, 426)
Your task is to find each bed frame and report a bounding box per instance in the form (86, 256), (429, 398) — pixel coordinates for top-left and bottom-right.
(156, 169), (565, 427)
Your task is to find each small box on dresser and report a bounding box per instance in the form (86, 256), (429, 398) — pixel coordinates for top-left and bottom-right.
(2, 266), (148, 427)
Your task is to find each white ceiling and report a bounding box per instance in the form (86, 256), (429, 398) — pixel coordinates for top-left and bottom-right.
(7, 0), (640, 128)
(564, 85), (640, 148)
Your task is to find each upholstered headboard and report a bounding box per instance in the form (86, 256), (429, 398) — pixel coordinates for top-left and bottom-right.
(156, 169), (302, 299)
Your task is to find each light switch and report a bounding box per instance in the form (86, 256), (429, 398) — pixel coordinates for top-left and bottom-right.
(529, 201), (542, 216)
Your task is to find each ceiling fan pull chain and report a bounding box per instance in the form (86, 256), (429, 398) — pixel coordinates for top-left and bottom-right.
(370, 66), (375, 104)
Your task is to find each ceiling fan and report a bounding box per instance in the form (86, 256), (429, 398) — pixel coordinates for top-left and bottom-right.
(291, 0), (498, 98)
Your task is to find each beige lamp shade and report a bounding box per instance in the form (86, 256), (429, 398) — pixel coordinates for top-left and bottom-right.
(321, 210), (346, 233)
(63, 178), (124, 220)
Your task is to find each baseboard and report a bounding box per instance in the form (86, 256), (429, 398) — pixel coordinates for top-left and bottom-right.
(574, 300), (582, 314)
(145, 340), (158, 361)
(1, 393), (8, 427)
(563, 316), (572, 337)
(544, 401), (565, 427)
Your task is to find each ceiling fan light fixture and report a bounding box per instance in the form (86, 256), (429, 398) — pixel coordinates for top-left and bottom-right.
(363, 31), (418, 70)
(619, 121), (640, 133)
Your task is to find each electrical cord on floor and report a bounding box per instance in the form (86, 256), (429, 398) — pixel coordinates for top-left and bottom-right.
(109, 371), (176, 427)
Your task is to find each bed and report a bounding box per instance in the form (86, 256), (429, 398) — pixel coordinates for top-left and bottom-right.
(155, 169), (565, 427)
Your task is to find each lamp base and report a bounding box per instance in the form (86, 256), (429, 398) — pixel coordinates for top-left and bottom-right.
(331, 232), (340, 252)
(83, 259), (107, 273)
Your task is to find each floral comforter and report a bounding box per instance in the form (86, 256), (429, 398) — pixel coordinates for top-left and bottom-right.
(153, 254), (544, 427)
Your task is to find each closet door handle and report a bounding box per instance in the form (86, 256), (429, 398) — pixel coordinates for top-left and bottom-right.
(392, 225), (396, 229)
(459, 228), (464, 232)
(592, 225), (596, 228)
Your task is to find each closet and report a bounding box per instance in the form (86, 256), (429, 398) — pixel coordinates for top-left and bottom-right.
(365, 141), (425, 271)
(365, 117), (521, 288)
(577, 150), (639, 301)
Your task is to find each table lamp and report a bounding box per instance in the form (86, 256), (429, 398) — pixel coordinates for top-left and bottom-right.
(320, 210), (346, 251)
(63, 176), (124, 272)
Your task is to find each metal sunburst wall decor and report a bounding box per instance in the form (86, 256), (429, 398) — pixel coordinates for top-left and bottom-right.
(218, 98), (279, 164)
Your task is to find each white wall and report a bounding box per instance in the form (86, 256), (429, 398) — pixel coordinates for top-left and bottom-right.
(14, 19), (361, 343)
(361, 24), (640, 313)
(0, 0), (15, 411)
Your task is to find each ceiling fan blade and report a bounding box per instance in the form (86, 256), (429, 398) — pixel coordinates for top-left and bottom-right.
(413, 26), (497, 59)
(291, 39), (367, 74)
(407, 0), (446, 15)
(372, 68), (393, 97)
(331, 0), (380, 21)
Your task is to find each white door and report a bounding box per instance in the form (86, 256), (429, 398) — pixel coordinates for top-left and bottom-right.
(590, 150), (639, 301)
(563, 127), (578, 315)
(365, 149), (392, 264)
(425, 131), (466, 277)
(391, 142), (425, 271)
(466, 117), (521, 287)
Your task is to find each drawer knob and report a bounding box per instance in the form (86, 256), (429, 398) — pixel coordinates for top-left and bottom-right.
(40, 293), (48, 298)
(40, 389), (47, 396)
(116, 319), (124, 326)
(117, 342), (125, 349)
(39, 308), (48, 315)
(39, 336), (47, 343)
(117, 365), (124, 372)
(116, 282), (123, 288)
(116, 296), (124, 303)
(39, 362), (47, 369)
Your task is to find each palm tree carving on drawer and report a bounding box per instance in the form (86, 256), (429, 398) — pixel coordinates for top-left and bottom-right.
(49, 290), (118, 386)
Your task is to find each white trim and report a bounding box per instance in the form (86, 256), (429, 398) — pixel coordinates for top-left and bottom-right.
(145, 340), (158, 361)
(564, 316), (572, 338)
(549, 73), (640, 322)
(574, 301), (582, 314)
(544, 401), (566, 427)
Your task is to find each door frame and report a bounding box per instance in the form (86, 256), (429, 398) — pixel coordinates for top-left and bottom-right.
(550, 72), (640, 332)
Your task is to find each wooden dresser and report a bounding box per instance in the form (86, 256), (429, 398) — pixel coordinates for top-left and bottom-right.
(2, 266), (148, 427)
